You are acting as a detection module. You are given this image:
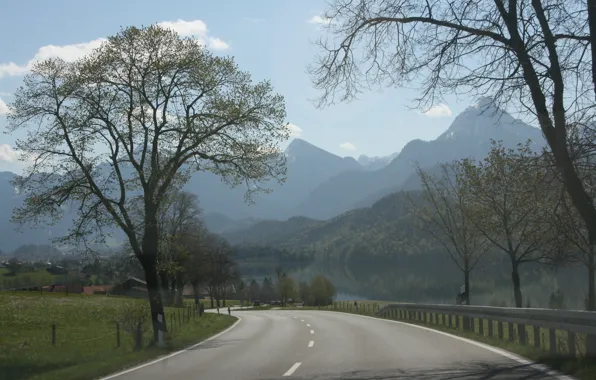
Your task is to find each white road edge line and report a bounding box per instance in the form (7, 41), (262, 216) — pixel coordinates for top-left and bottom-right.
(283, 362), (302, 376)
(99, 317), (243, 379)
(308, 340), (314, 348)
(310, 329), (314, 334)
(312, 311), (575, 380)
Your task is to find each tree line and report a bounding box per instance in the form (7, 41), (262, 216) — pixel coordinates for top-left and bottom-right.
(238, 269), (337, 307)
(411, 139), (595, 312)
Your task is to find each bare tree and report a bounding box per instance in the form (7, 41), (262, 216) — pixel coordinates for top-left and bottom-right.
(465, 141), (553, 312)
(7, 25), (288, 338)
(309, 0), (596, 297)
(410, 161), (490, 307)
(203, 234), (236, 308)
(156, 191), (204, 306)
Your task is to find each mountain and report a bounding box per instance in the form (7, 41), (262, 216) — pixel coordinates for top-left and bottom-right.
(0, 98), (547, 250)
(0, 138), (364, 251)
(291, 97), (546, 219)
(357, 152), (400, 170)
(182, 138), (364, 220)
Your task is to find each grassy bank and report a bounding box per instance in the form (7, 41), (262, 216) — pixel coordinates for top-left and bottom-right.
(0, 292), (236, 380)
(285, 301), (596, 380)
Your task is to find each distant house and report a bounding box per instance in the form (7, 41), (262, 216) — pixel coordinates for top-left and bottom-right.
(41, 284), (84, 294)
(82, 285), (114, 295)
(180, 283), (237, 300)
(111, 276), (147, 298)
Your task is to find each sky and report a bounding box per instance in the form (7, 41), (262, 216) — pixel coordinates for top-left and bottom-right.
(0, 0), (479, 173)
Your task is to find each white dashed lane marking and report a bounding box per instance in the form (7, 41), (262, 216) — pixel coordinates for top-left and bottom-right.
(308, 340), (314, 348)
(310, 329), (314, 334)
(283, 362), (302, 376)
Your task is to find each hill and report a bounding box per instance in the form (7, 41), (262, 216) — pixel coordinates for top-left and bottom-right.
(292, 98), (546, 219)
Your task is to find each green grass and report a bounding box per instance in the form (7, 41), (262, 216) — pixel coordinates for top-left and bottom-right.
(287, 301), (596, 380)
(0, 268), (62, 290)
(0, 291), (237, 380)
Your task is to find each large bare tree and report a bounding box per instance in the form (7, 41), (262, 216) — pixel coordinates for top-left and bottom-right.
(309, 0), (596, 285)
(7, 25), (288, 338)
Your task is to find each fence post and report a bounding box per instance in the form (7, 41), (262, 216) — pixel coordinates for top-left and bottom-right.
(135, 319), (142, 350)
(52, 323), (56, 346)
(116, 322), (121, 348)
(534, 326), (540, 348)
(178, 309), (181, 328)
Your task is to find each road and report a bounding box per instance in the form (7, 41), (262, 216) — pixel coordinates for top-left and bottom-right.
(102, 309), (572, 380)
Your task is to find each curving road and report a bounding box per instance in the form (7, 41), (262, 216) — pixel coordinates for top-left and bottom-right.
(101, 309), (573, 380)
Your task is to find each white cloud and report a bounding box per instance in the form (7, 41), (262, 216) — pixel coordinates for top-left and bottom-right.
(157, 19), (208, 36)
(208, 37), (230, 50)
(0, 92), (11, 96)
(0, 144), (18, 162)
(308, 15), (333, 25)
(288, 123), (303, 138)
(339, 142), (357, 151)
(423, 104), (453, 117)
(0, 19), (229, 79)
(157, 20), (229, 50)
(0, 98), (9, 115)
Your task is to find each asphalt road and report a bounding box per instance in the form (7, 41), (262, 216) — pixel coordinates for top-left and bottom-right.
(102, 309), (572, 380)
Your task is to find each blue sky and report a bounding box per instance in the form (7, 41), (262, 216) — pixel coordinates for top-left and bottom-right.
(0, 0), (477, 173)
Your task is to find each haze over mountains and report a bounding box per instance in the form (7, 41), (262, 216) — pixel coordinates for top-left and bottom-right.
(0, 97), (545, 251)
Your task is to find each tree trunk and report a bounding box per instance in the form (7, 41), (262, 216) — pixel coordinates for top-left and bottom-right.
(174, 273), (184, 307)
(191, 280), (200, 306)
(511, 259), (526, 344)
(586, 244), (596, 359)
(588, 245), (595, 311)
(511, 260), (523, 308)
(140, 211), (167, 342)
(462, 266), (472, 331)
(138, 254), (167, 342)
(464, 262), (471, 306)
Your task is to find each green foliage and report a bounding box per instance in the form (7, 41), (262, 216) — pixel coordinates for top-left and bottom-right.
(309, 274), (336, 306)
(276, 275), (297, 304)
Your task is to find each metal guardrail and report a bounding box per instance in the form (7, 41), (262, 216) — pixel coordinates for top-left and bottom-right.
(376, 303), (596, 357)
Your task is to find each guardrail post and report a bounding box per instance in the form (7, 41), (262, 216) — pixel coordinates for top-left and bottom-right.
(533, 326), (540, 348)
(519, 325), (527, 345)
(568, 331), (576, 358)
(455, 315), (459, 330)
(498, 321), (504, 339)
(488, 319), (493, 337)
(478, 318), (484, 336)
(549, 328), (556, 356)
(508, 322), (514, 342)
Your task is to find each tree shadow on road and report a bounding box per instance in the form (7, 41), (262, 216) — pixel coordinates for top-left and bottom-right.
(269, 361), (562, 379)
